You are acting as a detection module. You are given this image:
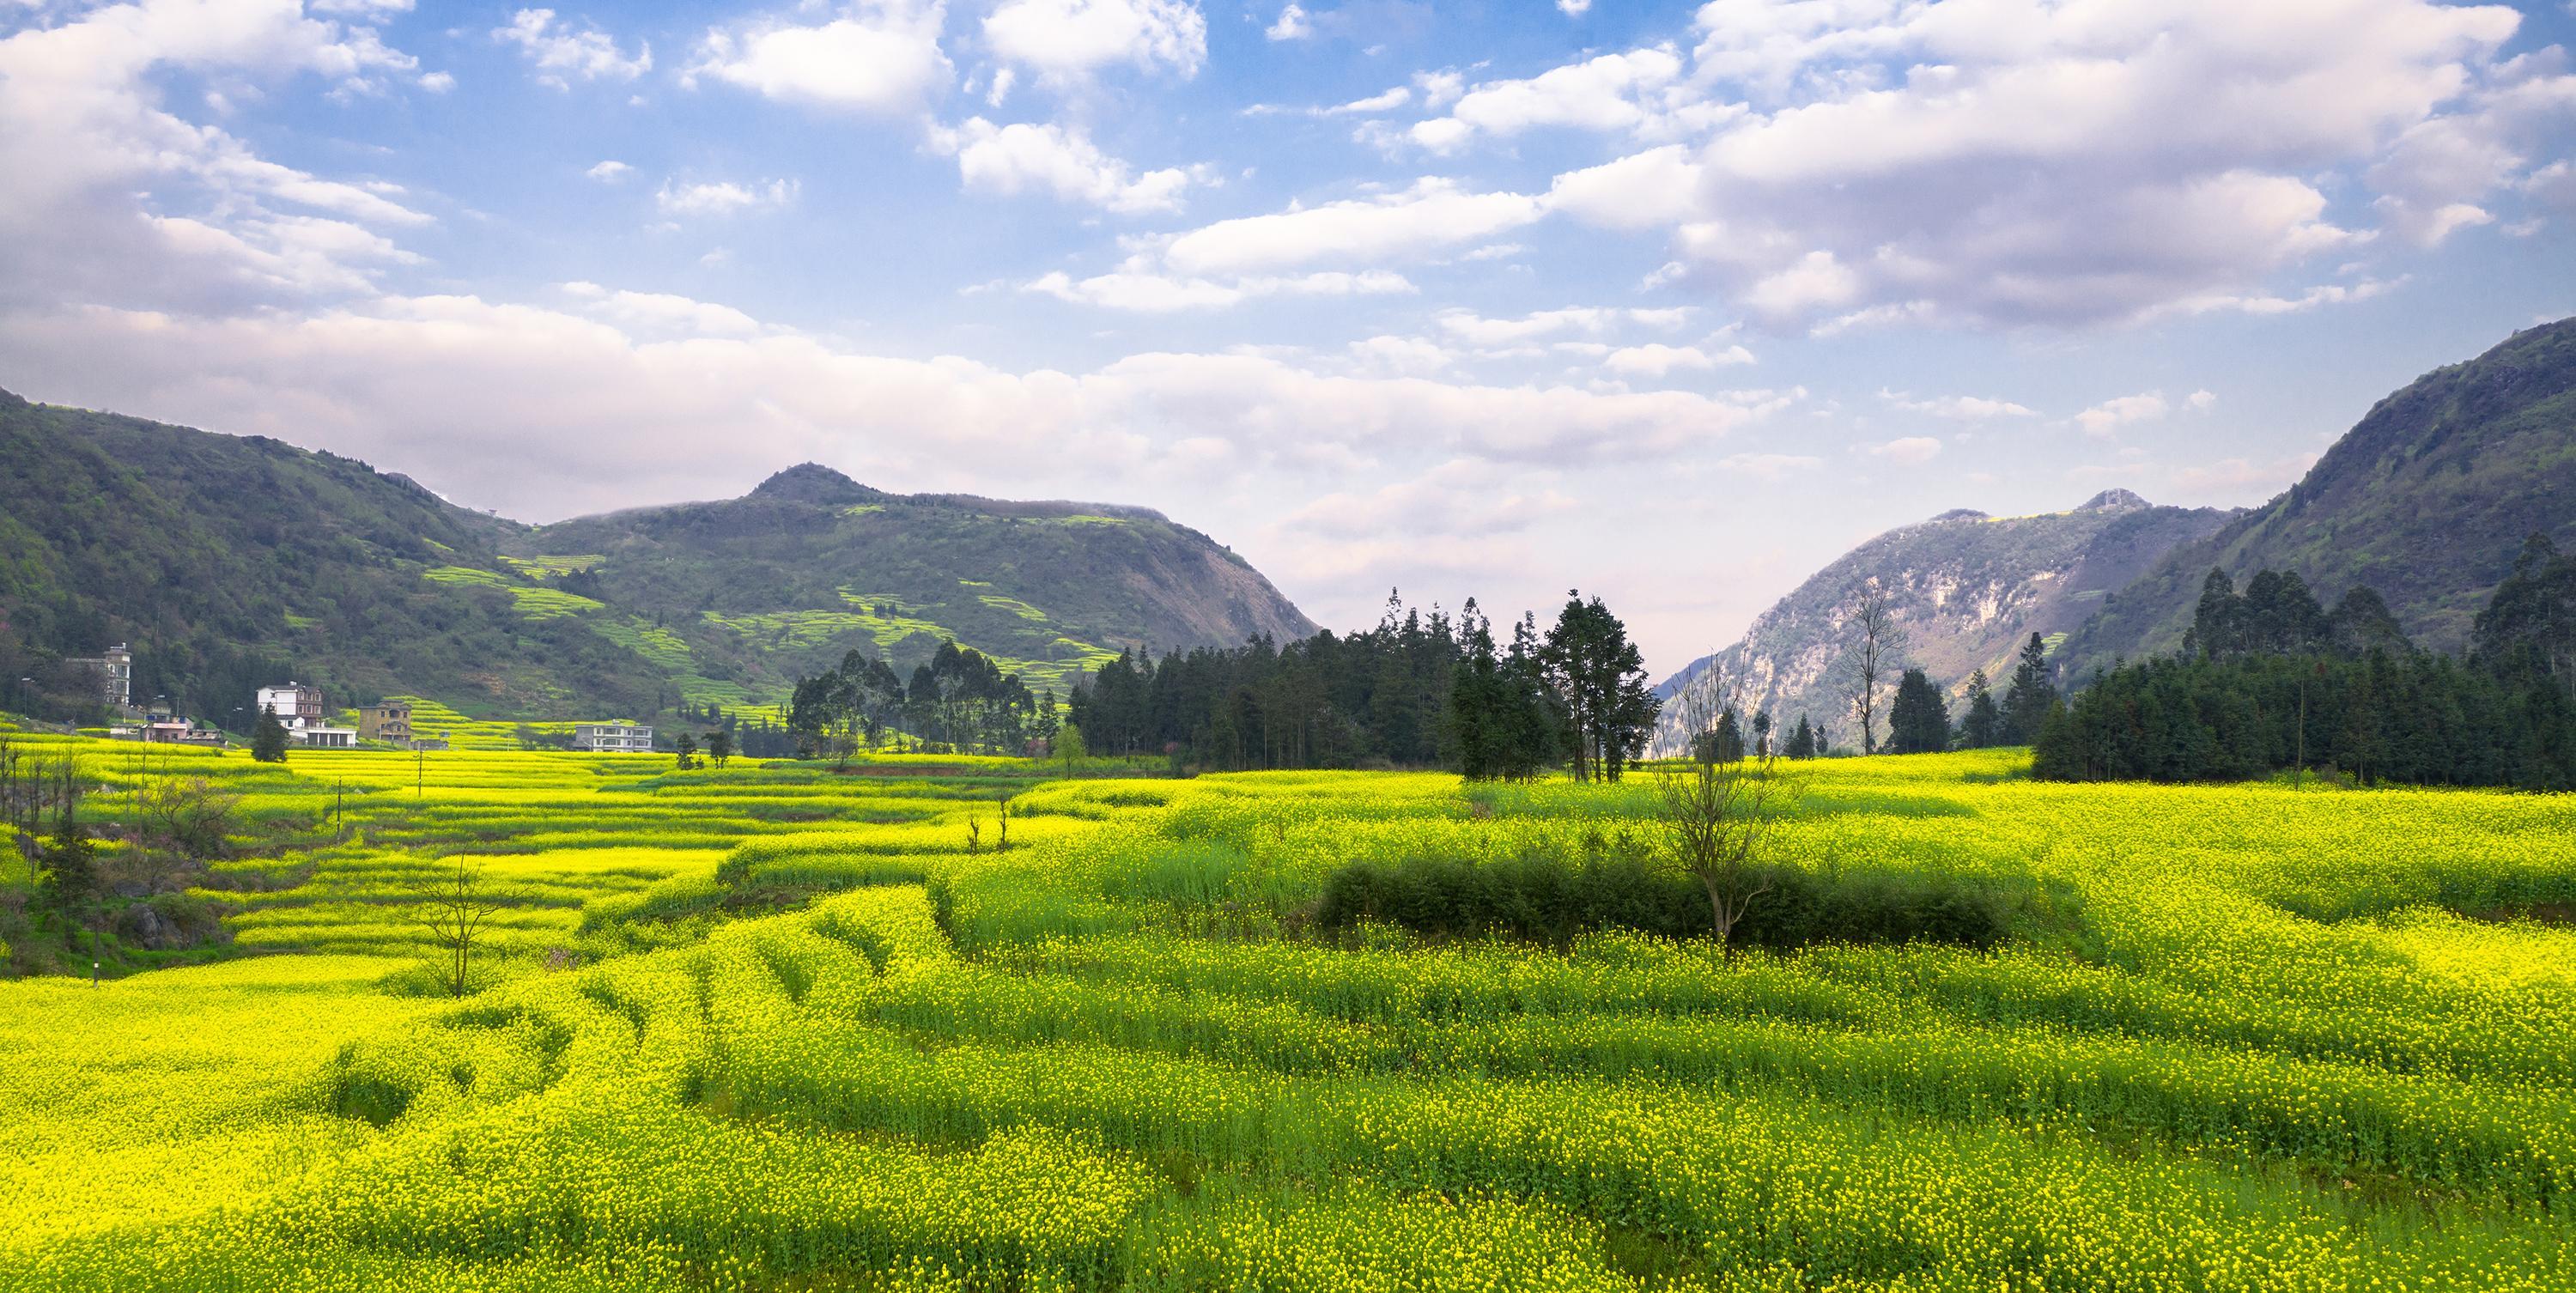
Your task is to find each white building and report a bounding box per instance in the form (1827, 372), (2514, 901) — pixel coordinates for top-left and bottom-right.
(256, 683), (324, 727)
(257, 682), (355, 748)
(574, 723), (654, 753)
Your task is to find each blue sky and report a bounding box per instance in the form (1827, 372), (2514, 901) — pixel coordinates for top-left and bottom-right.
(3, 0), (2574, 675)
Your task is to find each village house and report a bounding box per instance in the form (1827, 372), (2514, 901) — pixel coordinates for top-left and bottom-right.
(258, 682), (357, 749)
(573, 722), (654, 753)
(356, 701), (414, 745)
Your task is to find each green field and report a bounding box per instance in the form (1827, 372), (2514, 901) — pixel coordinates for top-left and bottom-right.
(4, 738), (2575, 1290)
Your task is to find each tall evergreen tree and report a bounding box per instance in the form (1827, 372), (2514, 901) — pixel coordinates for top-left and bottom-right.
(1540, 592), (1660, 782)
(1887, 669), (1952, 755)
(251, 704), (289, 763)
(1959, 670), (2001, 748)
(2001, 634), (2057, 744)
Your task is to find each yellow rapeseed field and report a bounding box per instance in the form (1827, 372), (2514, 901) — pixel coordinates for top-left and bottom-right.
(4, 738), (2574, 1290)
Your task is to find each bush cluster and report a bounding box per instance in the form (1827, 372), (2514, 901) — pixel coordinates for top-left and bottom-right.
(1312, 848), (2044, 952)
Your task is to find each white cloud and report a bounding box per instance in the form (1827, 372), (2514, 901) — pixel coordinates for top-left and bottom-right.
(1266, 3), (1311, 41)
(1434, 306), (1689, 348)
(0, 295), (1792, 521)
(1024, 268), (1412, 311)
(494, 9), (650, 88)
(2074, 392), (2171, 438)
(684, 2), (952, 116)
(0, 0), (430, 313)
(984, 0), (1206, 82)
(1162, 179), (1545, 276)
(1328, 87), (1410, 115)
(1546, 145), (1705, 231)
(1347, 334), (1456, 374)
(2186, 389), (2219, 412)
(1601, 342), (1753, 376)
(2160, 277), (2398, 318)
(559, 282), (762, 337)
(1880, 392), (2037, 421)
(417, 70), (456, 93)
(1646, 0), (2550, 329)
(1409, 47), (1704, 153)
(1558, 0), (1591, 14)
(933, 118), (1194, 213)
(586, 160), (634, 182)
(655, 179), (799, 217)
(1870, 435), (1942, 464)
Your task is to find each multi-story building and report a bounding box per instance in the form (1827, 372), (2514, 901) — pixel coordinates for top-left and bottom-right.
(356, 702), (414, 745)
(65, 644), (134, 712)
(256, 682), (355, 748)
(256, 683), (325, 727)
(573, 723), (655, 753)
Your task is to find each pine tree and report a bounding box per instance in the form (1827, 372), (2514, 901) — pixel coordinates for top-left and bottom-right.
(1448, 602), (1507, 780)
(1540, 592), (1660, 782)
(252, 704), (289, 763)
(1887, 669), (1951, 754)
(2001, 634), (2057, 744)
(1960, 669), (2001, 748)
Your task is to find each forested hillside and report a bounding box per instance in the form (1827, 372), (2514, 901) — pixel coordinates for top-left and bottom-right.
(0, 392), (1311, 729)
(2057, 318), (2576, 679)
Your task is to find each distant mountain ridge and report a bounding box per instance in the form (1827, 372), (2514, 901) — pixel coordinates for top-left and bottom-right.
(1653, 489), (2239, 750)
(2057, 317), (2576, 679)
(0, 391), (1313, 724)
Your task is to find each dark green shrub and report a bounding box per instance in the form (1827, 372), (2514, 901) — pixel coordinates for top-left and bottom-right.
(1315, 848), (2052, 952)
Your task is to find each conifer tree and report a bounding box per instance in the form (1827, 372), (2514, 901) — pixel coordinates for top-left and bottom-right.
(1887, 668), (1952, 755)
(251, 704), (289, 763)
(2001, 634), (2057, 744)
(1959, 669), (2001, 748)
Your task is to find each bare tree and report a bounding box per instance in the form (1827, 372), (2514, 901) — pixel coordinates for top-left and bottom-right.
(411, 857), (503, 997)
(1844, 586), (1908, 756)
(1656, 659), (1801, 953)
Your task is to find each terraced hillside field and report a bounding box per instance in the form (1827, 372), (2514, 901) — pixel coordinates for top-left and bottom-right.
(4, 739), (2576, 1291)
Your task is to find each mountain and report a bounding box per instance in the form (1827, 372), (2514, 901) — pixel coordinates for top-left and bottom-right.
(2057, 317), (2576, 679)
(1653, 489), (2239, 750)
(0, 390), (1313, 725)
(509, 464), (1315, 708)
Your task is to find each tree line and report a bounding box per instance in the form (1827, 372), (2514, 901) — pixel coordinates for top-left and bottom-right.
(2032, 537), (2576, 787)
(1066, 591), (1666, 780)
(786, 640), (1057, 760)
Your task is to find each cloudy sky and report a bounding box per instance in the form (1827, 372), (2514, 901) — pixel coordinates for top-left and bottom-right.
(4, 0), (2574, 676)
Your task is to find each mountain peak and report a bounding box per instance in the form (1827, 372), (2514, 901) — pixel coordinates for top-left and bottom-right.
(749, 463), (880, 506)
(2075, 489), (2152, 513)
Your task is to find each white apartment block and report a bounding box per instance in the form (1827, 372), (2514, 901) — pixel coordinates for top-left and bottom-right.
(574, 723), (654, 753)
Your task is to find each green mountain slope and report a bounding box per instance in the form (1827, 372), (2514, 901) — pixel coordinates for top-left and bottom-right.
(507, 462), (1316, 707)
(1653, 490), (2239, 750)
(0, 392), (1314, 726)
(2057, 317), (2576, 679)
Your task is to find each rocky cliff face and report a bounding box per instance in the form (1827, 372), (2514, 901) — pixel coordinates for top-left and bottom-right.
(1655, 491), (2239, 750)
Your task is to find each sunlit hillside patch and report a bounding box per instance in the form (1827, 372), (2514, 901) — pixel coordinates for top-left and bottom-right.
(418, 564), (513, 590)
(508, 586), (604, 620)
(498, 554), (605, 580)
